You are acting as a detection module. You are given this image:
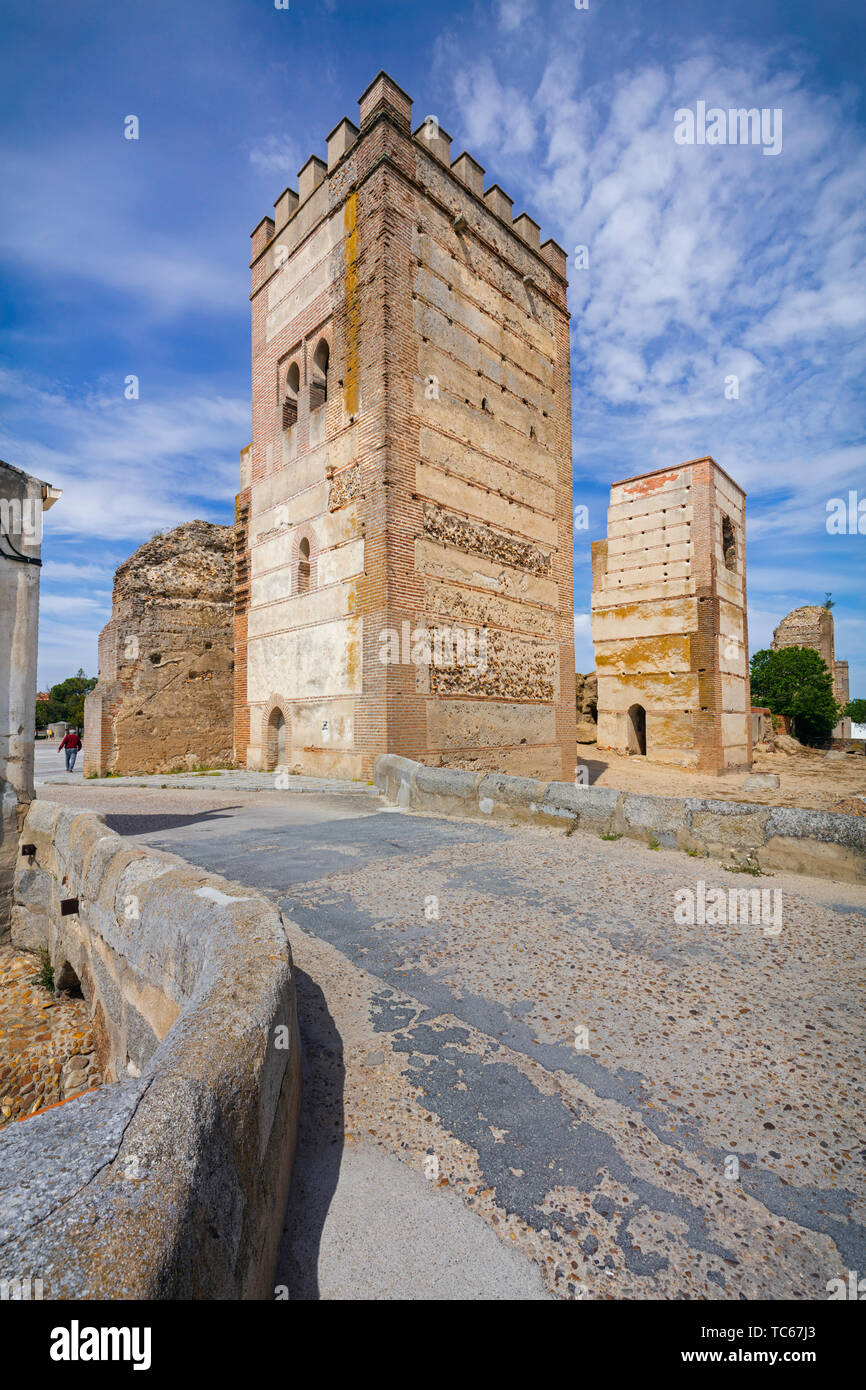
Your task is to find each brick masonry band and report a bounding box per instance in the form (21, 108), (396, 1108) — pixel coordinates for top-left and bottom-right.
(373, 756), (866, 885)
(0, 801), (301, 1299)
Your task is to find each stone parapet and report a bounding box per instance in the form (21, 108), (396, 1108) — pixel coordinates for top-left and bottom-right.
(374, 757), (866, 885)
(0, 801), (301, 1299)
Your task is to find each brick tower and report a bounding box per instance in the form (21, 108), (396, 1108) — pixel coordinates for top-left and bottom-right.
(235, 72), (576, 780)
(591, 457), (751, 773)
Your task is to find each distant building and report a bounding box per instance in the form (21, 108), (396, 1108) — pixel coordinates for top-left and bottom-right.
(591, 457), (751, 774)
(771, 604), (849, 706)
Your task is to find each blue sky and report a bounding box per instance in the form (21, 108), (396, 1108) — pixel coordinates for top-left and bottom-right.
(1, 0), (863, 696)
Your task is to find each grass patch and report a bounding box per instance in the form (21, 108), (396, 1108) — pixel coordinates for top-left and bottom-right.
(648, 836), (661, 851)
(600, 831), (622, 841)
(722, 858), (767, 876)
(35, 947), (54, 993)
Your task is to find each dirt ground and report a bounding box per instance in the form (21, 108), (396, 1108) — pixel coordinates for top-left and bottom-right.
(576, 743), (866, 812)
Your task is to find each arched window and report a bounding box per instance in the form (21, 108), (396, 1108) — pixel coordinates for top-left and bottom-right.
(267, 707), (287, 770)
(283, 361), (300, 430)
(297, 537), (311, 594)
(722, 515), (737, 571)
(310, 339), (329, 409)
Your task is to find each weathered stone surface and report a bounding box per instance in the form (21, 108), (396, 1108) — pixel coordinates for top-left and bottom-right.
(84, 521), (235, 776)
(373, 757), (866, 883)
(591, 459), (751, 774)
(772, 604), (848, 704)
(0, 461), (57, 940)
(415, 766), (480, 800)
(1, 802), (301, 1299)
(742, 773), (780, 790)
(775, 733), (808, 755)
(622, 793), (687, 841)
(542, 782), (621, 825)
(477, 773), (546, 807)
(764, 806), (866, 847)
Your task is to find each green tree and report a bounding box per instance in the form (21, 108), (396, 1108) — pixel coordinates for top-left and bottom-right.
(843, 698), (866, 724)
(44, 668), (97, 730)
(750, 646), (839, 743)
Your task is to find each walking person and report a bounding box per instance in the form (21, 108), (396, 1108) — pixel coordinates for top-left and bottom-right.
(58, 728), (82, 772)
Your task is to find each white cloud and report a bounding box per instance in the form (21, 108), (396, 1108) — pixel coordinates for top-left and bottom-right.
(0, 367), (245, 544)
(498, 0), (535, 32)
(249, 134), (303, 179)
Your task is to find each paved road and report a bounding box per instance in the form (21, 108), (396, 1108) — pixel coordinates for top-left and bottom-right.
(40, 781), (866, 1300)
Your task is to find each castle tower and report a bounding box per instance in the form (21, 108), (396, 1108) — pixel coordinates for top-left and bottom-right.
(771, 604), (849, 706)
(235, 72), (576, 780)
(591, 457), (751, 774)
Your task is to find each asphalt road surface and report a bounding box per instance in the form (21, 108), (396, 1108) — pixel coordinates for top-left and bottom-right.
(38, 774), (866, 1300)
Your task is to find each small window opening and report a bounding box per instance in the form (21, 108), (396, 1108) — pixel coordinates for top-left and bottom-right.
(297, 537), (311, 594)
(310, 339), (329, 409)
(283, 361), (300, 430)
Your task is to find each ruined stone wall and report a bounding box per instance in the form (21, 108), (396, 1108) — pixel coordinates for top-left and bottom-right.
(0, 461), (58, 939)
(240, 72), (576, 780)
(771, 605), (848, 705)
(591, 458), (751, 774)
(83, 521), (234, 776)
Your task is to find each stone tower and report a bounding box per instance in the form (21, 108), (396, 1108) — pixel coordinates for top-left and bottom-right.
(591, 457), (751, 773)
(771, 605), (848, 706)
(84, 522), (235, 776)
(235, 72), (576, 780)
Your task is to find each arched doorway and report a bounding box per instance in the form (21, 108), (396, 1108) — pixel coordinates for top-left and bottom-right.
(267, 707), (288, 770)
(627, 703), (646, 756)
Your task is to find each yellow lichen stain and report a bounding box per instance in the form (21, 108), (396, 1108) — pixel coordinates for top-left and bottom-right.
(345, 616), (361, 689)
(595, 635), (689, 671)
(343, 193), (360, 417)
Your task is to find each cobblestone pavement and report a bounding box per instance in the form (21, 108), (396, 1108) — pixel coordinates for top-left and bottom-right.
(0, 947), (103, 1126)
(39, 783), (866, 1299)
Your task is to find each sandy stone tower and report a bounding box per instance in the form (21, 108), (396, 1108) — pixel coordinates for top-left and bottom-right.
(591, 457), (751, 773)
(235, 72), (576, 780)
(772, 604), (849, 706)
(84, 522), (235, 776)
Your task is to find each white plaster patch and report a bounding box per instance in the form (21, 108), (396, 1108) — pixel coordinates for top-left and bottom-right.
(479, 797), (494, 815)
(195, 887), (255, 907)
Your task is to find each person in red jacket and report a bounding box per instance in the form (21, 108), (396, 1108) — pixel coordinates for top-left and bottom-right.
(58, 728), (82, 772)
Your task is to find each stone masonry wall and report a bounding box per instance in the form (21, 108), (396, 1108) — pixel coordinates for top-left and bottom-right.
(1, 800), (300, 1299)
(84, 521), (235, 776)
(238, 71), (576, 782)
(771, 605), (849, 706)
(591, 457), (751, 774)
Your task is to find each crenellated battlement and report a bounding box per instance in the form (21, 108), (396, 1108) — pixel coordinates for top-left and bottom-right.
(250, 69), (567, 281)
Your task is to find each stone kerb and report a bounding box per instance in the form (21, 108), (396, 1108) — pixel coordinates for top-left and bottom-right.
(373, 758), (866, 884)
(1, 800), (301, 1299)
